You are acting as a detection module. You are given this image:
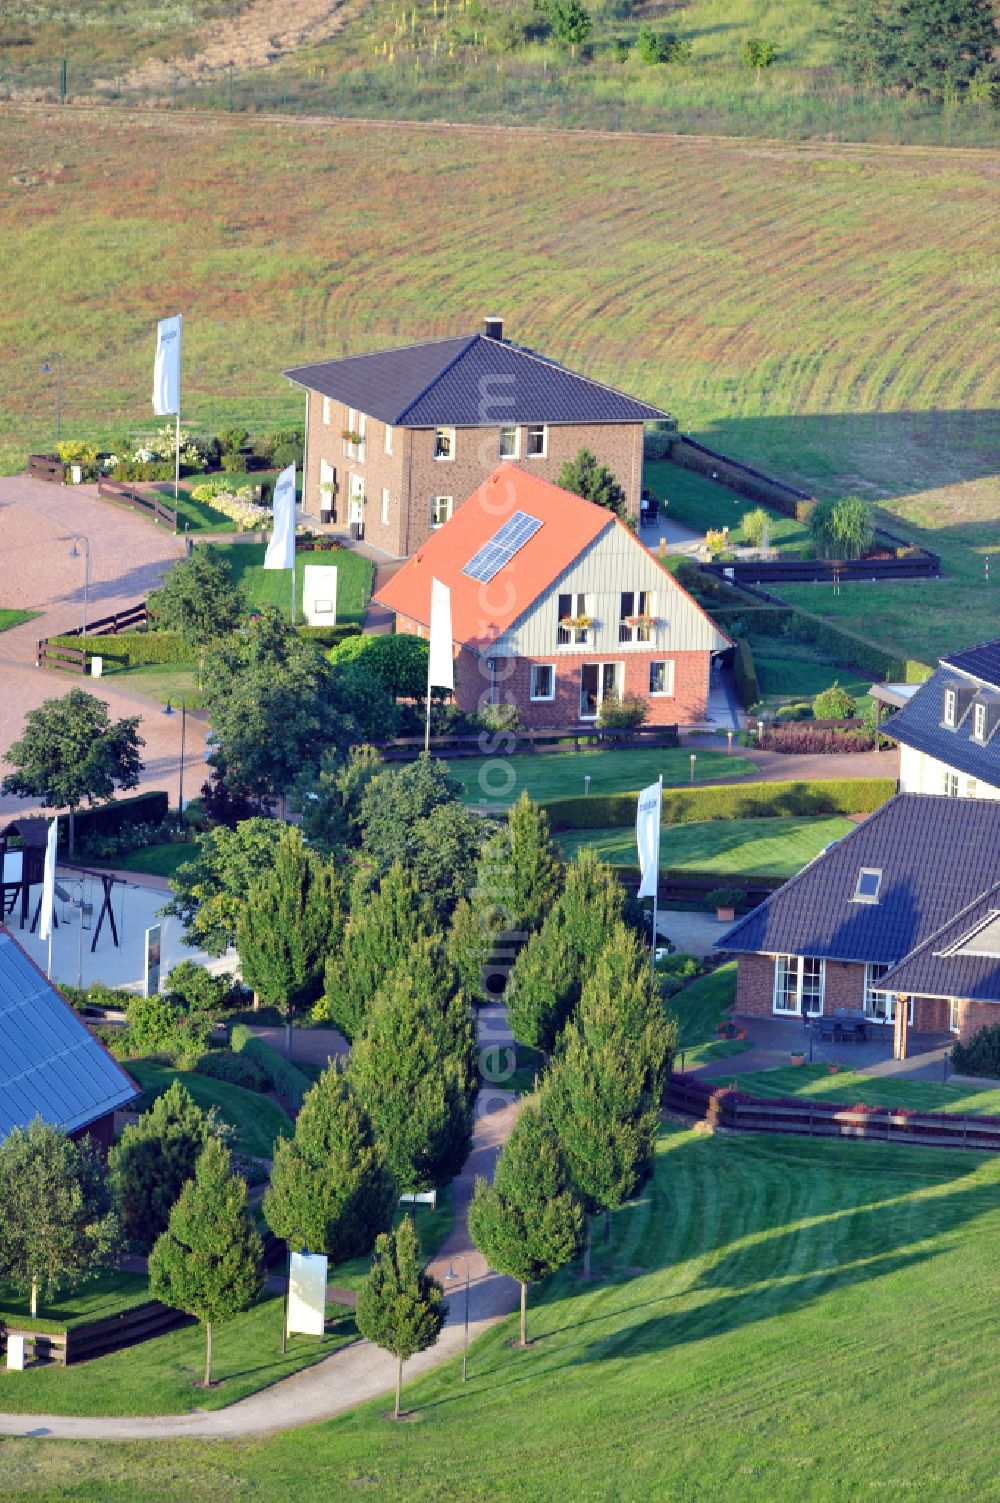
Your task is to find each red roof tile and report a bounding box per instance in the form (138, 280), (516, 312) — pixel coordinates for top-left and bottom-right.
(373, 466), (614, 652)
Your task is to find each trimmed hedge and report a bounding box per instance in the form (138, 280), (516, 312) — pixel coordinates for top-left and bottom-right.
(295, 624), (362, 649)
(709, 603), (932, 685)
(230, 1023), (311, 1110)
(542, 777), (895, 831)
(66, 791), (170, 847)
(732, 639), (759, 709)
(47, 631), (190, 668)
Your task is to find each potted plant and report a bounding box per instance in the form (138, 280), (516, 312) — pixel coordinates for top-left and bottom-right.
(707, 886), (746, 923)
(790, 1050), (805, 1067)
(341, 428), (363, 445)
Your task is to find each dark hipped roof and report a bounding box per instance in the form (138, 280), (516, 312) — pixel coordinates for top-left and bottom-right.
(0, 929), (138, 1139)
(875, 885), (1000, 1004)
(283, 333), (668, 427)
(942, 638), (1000, 689)
(716, 794), (1000, 967)
(882, 666), (1000, 789)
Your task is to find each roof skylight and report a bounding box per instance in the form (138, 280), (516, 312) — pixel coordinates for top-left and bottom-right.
(853, 868), (882, 903)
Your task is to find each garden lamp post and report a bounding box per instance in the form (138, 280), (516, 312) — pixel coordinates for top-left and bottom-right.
(445, 1254), (471, 1382)
(163, 697), (187, 814)
(41, 352), (62, 447)
(68, 534), (90, 640)
(281, 1235), (309, 1356)
(584, 774), (591, 796)
(690, 753), (696, 783)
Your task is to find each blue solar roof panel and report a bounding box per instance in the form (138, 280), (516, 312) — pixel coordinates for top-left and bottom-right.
(463, 511), (543, 583)
(0, 931), (137, 1139)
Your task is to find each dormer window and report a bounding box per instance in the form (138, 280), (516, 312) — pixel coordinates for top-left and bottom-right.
(973, 702), (987, 742)
(943, 688), (957, 727)
(853, 868), (882, 904)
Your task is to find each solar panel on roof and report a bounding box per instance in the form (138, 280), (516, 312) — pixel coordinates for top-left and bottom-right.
(462, 511), (543, 583)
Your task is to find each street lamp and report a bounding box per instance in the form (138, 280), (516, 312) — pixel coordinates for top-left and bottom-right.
(445, 1254), (471, 1382)
(163, 696), (187, 814)
(68, 535), (90, 639)
(41, 352), (62, 447)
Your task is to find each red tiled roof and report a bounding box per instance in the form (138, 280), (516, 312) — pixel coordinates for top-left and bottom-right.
(373, 466), (614, 652)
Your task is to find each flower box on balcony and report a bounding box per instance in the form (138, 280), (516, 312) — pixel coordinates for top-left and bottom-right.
(559, 614), (593, 631)
(341, 429), (363, 445)
(625, 614), (657, 629)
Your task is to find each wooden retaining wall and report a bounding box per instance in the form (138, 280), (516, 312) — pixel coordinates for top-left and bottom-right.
(97, 476), (177, 532)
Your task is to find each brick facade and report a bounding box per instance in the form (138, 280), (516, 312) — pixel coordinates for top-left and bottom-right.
(303, 390), (645, 559)
(735, 953), (972, 1039)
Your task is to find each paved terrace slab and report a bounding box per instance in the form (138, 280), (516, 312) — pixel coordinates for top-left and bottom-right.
(0, 476), (205, 814)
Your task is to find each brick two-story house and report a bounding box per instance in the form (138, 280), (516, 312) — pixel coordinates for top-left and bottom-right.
(283, 318), (667, 558)
(717, 793), (1000, 1043)
(373, 465), (730, 728)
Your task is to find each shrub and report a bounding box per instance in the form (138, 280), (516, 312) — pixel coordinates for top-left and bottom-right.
(273, 439), (304, 469)
(219, 427), (249, 456)
(732, 639), (759, 709)
(62, 792), (169, 850)
(47, 631), (190, 669)
(126, 992), (215, 1062)
(166, 961), (233, 1016)
(221, 449), (246, 473)
(809, 495), (875, 561)
(637, 23), (690, 62)
(477, 701), (521, 733)
(656, 952), (703, 978)
(951, 1025), (1000, 1078)
(195, 1049), (269, 1092)
(111, 458), (174, 482)
(596, 691), (647, 731)
(742, 507), (770, 547)
(813, 682), (858, 720)
(541, 776), (896, 831)
(707, 886), (746, 909)
(229, 1024), (312, 1109)
(759, 727), (872, 754)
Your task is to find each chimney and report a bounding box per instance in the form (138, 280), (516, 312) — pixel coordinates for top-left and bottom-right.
(483, 316), (504, 341)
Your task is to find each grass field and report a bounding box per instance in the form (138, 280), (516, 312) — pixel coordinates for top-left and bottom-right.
(666, 960), (757, 1067)
(749, 635), (874, 705)
(208, 543), (373, 623)
(728, 1064), (1000, 1117)
(450, 746), (757, 807)
(128, 1059), (293, 1159)
(6, 1125), (1000, 1497)
(646, 460), (811, 556)
(93, 842), (195, 878)
(558, 815), (855, 878)
(0, 1270), (150, 1335)
(0, 607), (37, 632)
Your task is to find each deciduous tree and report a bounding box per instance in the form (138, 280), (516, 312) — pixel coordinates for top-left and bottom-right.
(147, 547), (246, 650)
(355, 1216), (445, 1419)
(109, 1079), (221, 1252)
(164, 817), (285, 955)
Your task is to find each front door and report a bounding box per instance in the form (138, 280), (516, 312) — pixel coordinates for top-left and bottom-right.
(579, 663), (622, 720)
(348, 473), (364, 524)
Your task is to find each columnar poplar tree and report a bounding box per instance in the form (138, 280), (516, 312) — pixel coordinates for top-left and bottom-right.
(263, 1064), (397, 1262)
(317, 861), (437, 1040)
(468, 1104), (583, 1347)
(355, 1216), (445, 1420)
(148, 1139), (263, 1388)
(236, 827), (342, 1055)
(506, 848), (623, 1052)
(109, 1079), (220, 1252)
(579, 922), (677, 1106)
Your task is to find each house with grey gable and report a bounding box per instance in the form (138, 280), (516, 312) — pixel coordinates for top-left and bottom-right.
(882, 638), (1000, 801)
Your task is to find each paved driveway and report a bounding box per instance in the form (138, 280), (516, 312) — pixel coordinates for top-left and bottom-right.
(0, 476), (205, 814)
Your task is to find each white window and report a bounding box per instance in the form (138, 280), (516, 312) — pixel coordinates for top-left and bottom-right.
(864, 962), (892, 1018)
(943, 688), (957, 727)
(949, 998), (962, 1034)
(530, 664), (555, 701)
(344, 409), (366, 461)
(620, 590), (655, 643)
(973, 702), (986, 741)
(773, 955), (825, 1016)
(579, 662), (622, 721)
(384, 424), (393, 456)
(525, 425), (547, 459)
(381, 487), (391, 526)
(944, 769), (960, 797)
(967, 778), (977, 798)
(322, 396), (331, 426)
(853, 868), (882, 903)
(431, 495), (453, 528)
(649, 660), (674, 696)
(557, 592), (590, 646)
(434, 427), (455, 461)
(499, 425), (519, 460)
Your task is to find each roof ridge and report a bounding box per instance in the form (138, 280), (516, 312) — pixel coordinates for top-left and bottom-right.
(393, 334), (480, 424)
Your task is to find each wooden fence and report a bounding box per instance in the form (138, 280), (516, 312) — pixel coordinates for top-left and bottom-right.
(0, 1299), (193, 1368)
(384, 723), (680, 761)
(702, 543), (940, 587)
(28, 454), (66, 484)
(97, 476), (177, 532)
(666, 1075), (1000, 1153)
(36, 602), (148, 671)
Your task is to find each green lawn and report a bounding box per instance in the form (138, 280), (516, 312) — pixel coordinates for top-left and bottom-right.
(128, 1060), (293, 1160)
(450, 747), (757, 807)
(0, 1269), (150, 1334)
(0, 607), (37, 632)
(727, 1064), (1000, 1118)
(208, 542), (373, 624)
(10, 1127), (1000, 1498)
(112, 664), (206, 709)
(666, 961), (753, 1067)
(0, 1288), (355, 1416)
(646, 460), (811, 555)
(155, 469), (304, 535)
(750, 634), (874, 705)
(90, 843), (195, 879)
(325, 1183), (455, 1296)
(558, 815), (855, 879)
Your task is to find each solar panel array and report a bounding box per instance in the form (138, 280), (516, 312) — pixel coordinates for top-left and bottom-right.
(462, 511), (544, 583)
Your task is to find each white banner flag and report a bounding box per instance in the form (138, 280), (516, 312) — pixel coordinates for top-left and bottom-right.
(152, 315), (182, 416)
(635, 778), (662, 901)
(428, 577), (454, 691)
(286, 1250), (329, 1338)
(264, 463), (297, 571)
(39, 815), (58, 943)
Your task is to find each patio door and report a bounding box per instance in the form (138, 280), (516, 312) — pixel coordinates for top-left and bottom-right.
(579, 662), (621, 721)
(348, 473), (364, 525)
(864, 964), (913, 1024)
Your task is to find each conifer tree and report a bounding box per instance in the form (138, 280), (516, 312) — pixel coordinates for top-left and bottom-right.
(355, 1215), (445, 1419)
(578, 922), (677, 1105)
(446, 895), (493, 1003)
(468, 1104), (583, 1346)
(236, 827), (342, 1054)
(109, 1079), (220, 1252)
(263, 1064), (397, 1261)
(506, 791), (563, 934)
(317, 861), (436, 1040)
(148, 1139), (263, 1387)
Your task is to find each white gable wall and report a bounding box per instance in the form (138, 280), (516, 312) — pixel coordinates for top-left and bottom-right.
(898, 743), (1000, 801)
(491, 524), (730, 659)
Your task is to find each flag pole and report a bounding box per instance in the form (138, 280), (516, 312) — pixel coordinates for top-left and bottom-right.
(650, 774), (662, 997)
(45, 816), (57, 981)
(173, 314), (182, 504)
(424, 654), (432, 754)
